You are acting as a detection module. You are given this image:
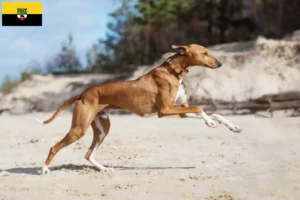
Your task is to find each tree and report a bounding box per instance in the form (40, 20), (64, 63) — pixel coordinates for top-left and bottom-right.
(90, 0), (300, 73)
(86, 43), (100, 70)
(46, 34), (82, 73)
(91, 0), (140, 72)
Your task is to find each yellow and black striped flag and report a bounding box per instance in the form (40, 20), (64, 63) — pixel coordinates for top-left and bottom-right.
(2, 2), (42, 26)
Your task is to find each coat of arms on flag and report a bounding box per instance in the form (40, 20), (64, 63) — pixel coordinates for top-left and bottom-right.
(17, 8), (27, 20)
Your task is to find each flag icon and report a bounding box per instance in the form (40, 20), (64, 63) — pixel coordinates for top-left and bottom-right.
(2, 2), (42, 26)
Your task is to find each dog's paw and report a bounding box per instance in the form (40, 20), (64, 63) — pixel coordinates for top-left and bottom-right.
(39, 165), (51, 175)
(228, 124), (242, 133)
(205, 119), (218, 128)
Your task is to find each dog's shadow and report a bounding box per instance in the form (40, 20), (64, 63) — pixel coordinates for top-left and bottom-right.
(2, 164), (195, 175)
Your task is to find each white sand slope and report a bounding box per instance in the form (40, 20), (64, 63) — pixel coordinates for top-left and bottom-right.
(0, 113), (299, 200)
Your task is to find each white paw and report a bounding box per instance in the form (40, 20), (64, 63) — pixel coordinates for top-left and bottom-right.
(39, 165), (51, 175)
(228, 124), (242, 133)
(205, 119), (218, 128)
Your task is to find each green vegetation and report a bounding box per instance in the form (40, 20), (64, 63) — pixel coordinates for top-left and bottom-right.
(1, 60), (41, 94)
(46, 34), (82, 73)
(1, 76), (20, 94)
(89, 0), (300, 73)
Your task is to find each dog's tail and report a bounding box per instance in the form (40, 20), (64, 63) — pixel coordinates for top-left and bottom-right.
(36, 94), (81, 125)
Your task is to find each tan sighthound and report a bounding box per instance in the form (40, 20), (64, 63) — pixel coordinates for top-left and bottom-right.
(36, 44), (242, 175)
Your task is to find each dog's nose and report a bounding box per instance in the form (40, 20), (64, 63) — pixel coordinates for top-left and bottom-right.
(218, 61), (222, 67)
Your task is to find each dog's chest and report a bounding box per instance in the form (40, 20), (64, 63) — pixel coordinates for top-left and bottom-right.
(173, 79), (187, 106)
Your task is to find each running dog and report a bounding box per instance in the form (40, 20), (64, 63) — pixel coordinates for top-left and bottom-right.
(36, 44), (242, 175)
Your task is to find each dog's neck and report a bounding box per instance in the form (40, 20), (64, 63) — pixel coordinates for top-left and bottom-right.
(166, 53), (192, 77)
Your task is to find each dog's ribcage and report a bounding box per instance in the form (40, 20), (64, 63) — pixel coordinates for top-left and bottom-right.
(104, 78), (187, 118)
(173, 78), (187, 106)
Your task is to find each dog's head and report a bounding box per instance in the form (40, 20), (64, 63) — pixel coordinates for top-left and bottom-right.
(172, 44), (222, 69)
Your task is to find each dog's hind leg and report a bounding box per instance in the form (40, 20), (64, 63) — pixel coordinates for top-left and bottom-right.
(85, 109), (113, 172)
(41, 101), (102, 175)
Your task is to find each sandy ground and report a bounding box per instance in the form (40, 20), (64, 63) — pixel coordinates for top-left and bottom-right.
(0, 113), (300, 200)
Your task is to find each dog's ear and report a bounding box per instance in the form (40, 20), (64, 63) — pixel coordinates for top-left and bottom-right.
(172, 45), (190, 55)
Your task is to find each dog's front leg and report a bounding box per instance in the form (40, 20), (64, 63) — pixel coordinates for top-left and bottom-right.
(158, 106), (218, 128)
(179, 101), (242, 133)
(182, 113), (242, 133)
(182, 112), (218, 128)
(177, 101), (217, 128)
(209, 114), (242, 133)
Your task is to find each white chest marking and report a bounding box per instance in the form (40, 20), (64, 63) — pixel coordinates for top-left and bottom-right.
(173, 78), (187, 106)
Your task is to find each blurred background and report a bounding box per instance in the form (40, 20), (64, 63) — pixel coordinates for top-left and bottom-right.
(0, 0), (300, 116)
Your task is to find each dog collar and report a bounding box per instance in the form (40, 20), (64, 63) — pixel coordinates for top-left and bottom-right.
(166, 57), (189, 77)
